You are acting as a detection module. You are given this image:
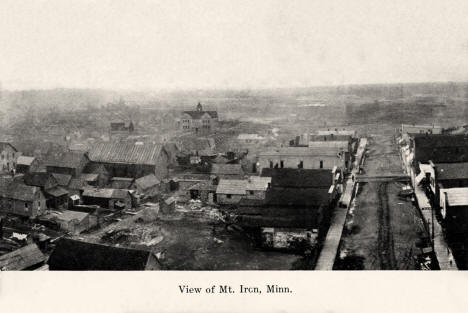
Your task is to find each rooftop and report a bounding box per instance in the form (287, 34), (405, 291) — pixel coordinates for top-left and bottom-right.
(258, 146), (343, 157)
(46, 151), (88, 169)
(89, 142), (165, 166)
(0, 244), (46, 270)
(52, 173), (72, 187)
(0, 182), (42, 202)
(216, 179), (247, 195)
(82, 188), (130, 199)
(135, 174), (160, 190)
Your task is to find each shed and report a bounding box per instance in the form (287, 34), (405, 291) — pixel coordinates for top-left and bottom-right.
(134, 174), (160, 197)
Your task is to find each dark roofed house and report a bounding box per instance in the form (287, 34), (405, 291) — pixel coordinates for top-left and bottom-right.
(0, 244), (47, 270)
(48, 238), (161, 270)
(45, 151), (89, 177)
(0, 182), (47, 217)
(88, 142), (169, 179)
(413, 134), (468, 164)
(83, 163), (110, 187)
(211, 164), (244, 179)
(52, 173), (72, 187)
(181, 102), (218, 134)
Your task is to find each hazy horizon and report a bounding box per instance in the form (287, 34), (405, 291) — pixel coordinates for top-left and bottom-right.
(2, 0), (468, 90)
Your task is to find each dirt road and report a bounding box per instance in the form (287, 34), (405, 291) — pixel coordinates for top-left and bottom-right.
(335, 131), (426, 270)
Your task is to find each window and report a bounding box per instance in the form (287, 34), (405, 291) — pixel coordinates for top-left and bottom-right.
(280, 160), (284, 168)
(298, 161), (303, 168)
(269, 161), (273, 168)
(249, 190), (254, 195)
(320, 160), (323, 168)
(24, 202), (29, 211)
(227, 194), (232, 199)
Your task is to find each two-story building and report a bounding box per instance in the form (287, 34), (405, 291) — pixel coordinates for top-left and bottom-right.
(0, 142), (19, 173)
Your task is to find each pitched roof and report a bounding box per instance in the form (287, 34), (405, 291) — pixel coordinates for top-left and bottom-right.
(308, 134), (352, 142)
(46, 151), (88, 169)
(24, 172), (57, 188)
(110, 177), (135, 189)
(237, 134), (265, 140)
(183, 110), (218, 119)
(17, 156), (36, 166)
(211, 164), (243, 176)
(0, 244), (46, 270)
(435, 163), (468, 181)
(216, 179), (246, 195)
(307, 141), (349, 150)
(52, 173), (72, 187)
(48, 238), (159, 270)
(258, 146), (343, 157)
(88, 142), (165, 165)
(135, 174), (160, 190)
(0, 182), (41, 201)
(188, 181), (217, 191)
(80, 173), (99, 182)
(317, 129), (356, 136)
(261, 168), (333, 188)
(45, 186), (69, 197)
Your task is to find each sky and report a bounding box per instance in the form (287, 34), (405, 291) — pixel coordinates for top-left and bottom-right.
(1, 0), (468, 90)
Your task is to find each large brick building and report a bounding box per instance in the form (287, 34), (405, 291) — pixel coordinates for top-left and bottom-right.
(180, 102), (218, 134)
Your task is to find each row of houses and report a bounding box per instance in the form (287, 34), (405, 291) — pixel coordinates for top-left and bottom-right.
(400, 128), (468, 242)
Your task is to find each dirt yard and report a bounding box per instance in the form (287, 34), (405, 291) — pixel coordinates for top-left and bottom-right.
(335, 132), (427, 270)
(76, 206), (306, 270)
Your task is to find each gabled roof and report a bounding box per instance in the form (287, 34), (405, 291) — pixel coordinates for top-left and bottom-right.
(46, 151), (88, 169)
(261, 168), (333, 188)
(52, 173), (72, 187)
(17, 156), (36, 166)
(435, 163), (468, 180)
(89, 142), (165, 165)
(110, 177), (135, 189)
(307, 141), (349, 149)
(0, 244), (46, 270)
(211, 164), (243, 176)
(237, 134), (265, 140)
(308, 134), (352, 142)
(48, 238), (160, 270)
(135, 174), (160, 190)
(188, 181), (217, 192)
(24, 172), (57, 188)
(80, 173), (99, 182)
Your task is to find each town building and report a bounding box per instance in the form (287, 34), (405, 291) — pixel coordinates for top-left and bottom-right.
(0, 181), (47, 218)
(16, 156), (39, 174)
(38, 210), (97, 235)
(317, 128), (356, 138)
(110, 120), (135, 139)
(412, 134), (468, 164)
(0, 142), (18, 173)
(257, 146), (349, 173)
(48, 238), (161, 270)
(82, 188), (132, 210)
(216, 176), (271, 205)
(88, 142), (169, 179)
(439, 188), (468, 235)
(180, 102), (218, 134)
(434, 163), (468, 188)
